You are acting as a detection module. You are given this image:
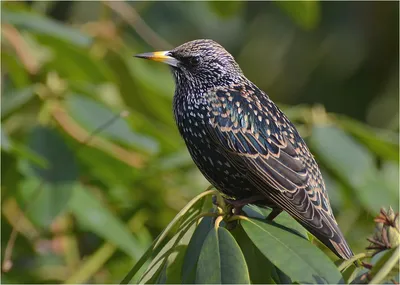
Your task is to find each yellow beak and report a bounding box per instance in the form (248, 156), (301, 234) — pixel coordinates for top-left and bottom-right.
(134, 51), (179, 67)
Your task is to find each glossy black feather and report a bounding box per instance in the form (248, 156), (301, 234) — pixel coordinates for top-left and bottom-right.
(203, 83), (353, 259)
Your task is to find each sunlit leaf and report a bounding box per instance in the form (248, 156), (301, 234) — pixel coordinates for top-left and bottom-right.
(242, 218), (342, 284)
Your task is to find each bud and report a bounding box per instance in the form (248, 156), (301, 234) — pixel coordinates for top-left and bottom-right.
(367, 207), (399, 255)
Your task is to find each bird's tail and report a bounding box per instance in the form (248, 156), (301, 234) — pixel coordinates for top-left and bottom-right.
(330, 237), (354, 260)
(303, 213), (354, 260)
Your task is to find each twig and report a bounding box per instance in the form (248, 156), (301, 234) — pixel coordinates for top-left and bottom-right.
(51, 104), (144, 168)
(1, 23), (39, 74)
(2, 181), (45, 272)
(103, 1), (172, 50)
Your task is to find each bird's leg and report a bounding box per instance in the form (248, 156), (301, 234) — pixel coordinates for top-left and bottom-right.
(224, 195), (266, 215)
(266, 208), (283, 221)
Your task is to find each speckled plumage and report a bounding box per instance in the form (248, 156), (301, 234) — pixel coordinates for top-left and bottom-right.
(136, 39), (354, 260)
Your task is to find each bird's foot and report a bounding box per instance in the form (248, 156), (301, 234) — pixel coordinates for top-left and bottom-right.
(266, 208), (283, 221)
(224, 195), (266, 215)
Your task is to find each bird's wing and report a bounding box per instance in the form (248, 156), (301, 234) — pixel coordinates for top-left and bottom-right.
(204, 84), (342, 237)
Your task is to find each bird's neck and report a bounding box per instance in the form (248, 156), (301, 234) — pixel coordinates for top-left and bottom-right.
(172, 69), (246, 101)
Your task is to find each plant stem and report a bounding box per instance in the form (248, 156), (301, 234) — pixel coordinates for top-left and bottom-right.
(369, 247), (400, 284)
(337, 252), (368, 272)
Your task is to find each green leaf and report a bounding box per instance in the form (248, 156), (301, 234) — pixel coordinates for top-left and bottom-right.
(310, 125), (398, 213)
(276, 1), (320, 30)
(66, 94), (159, 154)
(196, 226), (250, 284)
(2, 9), (92, 47)
(243, 205), (309, 239)
(120, 190), (217, 284)
(336, 116), (399, 162)
(342, 265), (363, 284)
(1, 85), (37, 118)
(241, 218), (342, 284)
(68, 185), (144, 260)
(164, 244), (188, 284)
(16, 126), (77, 228)
(181, 216), (214, 283)
(22, 126), (79, 183)
(231, 224), (276, 284)
(17, 178), (73, 228)
(369, 247), (400, 284)
(140, 223), (195, 284)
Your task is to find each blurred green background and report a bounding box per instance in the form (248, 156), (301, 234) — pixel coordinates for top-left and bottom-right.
(1, 1), (399, 283)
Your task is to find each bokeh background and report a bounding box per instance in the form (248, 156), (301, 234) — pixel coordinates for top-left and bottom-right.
(1, 1), (399, 283)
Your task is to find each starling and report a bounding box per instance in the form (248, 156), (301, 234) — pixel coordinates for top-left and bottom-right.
(135, 39), (354, 260)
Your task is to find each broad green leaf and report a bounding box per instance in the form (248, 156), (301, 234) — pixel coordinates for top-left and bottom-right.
(196, 227), (250, 284)
(1, 85), (37, 118)
(16, 126), (77, 227)
(243, 205), (309, 239)
(164, 244), (188, 284)
(336, 116), (399, 162)
(66, 94), (159, 154)
(310, 126), (398, 213)
(17, 178), (75, 228)
(181, 216), (214, 283)
(68, 185), (144, 260)
(242, 218), (342, 284)
(231, 224), (276, 284)
(276, 1), (320, 30)
(2, 9), (92, 47)
(21, 126), (78, 183)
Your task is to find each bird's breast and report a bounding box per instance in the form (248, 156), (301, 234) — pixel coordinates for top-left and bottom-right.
(172, 93), (252, 198)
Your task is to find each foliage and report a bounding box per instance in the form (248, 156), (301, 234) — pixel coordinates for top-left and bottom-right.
(1, 1), (399, 284)
(121, 191), (400, 284)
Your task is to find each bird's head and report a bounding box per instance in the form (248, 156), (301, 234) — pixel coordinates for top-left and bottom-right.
(135, 39), (243, 88)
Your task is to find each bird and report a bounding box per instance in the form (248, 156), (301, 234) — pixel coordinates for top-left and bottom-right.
(135, 39), (354, 260)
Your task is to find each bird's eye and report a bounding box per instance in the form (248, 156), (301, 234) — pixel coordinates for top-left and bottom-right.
(188, 56), (200, 66)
